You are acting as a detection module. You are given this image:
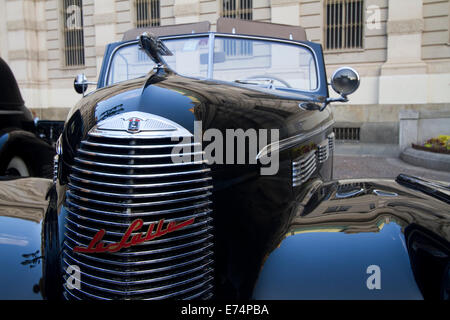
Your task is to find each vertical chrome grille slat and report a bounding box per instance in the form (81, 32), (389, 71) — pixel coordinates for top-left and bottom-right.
(62, 128), (214, 300)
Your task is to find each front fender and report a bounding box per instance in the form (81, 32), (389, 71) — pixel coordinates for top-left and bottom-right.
(252, 220), (422, 299)
(0, 178), (52, 299)
(252, 178), (450, 300)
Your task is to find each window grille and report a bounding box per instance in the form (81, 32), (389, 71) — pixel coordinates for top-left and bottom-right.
(325, 0), (363, 50)
(224, 39), (253, 57)
(61, 0), (85, 66)
(136, 0), (160, 28)
(333, 127), (360, 141)
(222, 0), (253, 20)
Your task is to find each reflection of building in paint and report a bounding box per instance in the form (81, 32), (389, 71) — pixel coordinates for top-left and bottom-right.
(287, 179), (450, 241)
(223, 38), (253, 57)
(0, 178), (51, 223)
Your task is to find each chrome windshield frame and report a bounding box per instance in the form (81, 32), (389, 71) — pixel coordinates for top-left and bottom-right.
(102, 32), (322, 96)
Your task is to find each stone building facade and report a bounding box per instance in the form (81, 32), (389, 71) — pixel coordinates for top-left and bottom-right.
(0, 0), (449, 144)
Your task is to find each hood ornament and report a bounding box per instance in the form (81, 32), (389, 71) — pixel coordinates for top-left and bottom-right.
(138, 32), (173, 68)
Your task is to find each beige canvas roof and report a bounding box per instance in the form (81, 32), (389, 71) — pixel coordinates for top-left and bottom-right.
(122, 21), (211, 41)
(122, 18), (307, 42)
(216, 18), (306, 41)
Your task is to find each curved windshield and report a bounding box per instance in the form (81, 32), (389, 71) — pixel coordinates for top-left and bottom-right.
(107, 36), (210, 85)
(107, 35), (318, 92)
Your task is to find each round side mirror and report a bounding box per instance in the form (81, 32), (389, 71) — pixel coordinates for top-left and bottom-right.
(330, 67), (360, 97)
(74, 74), (88, 94)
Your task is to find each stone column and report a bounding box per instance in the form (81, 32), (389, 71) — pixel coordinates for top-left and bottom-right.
(399, 110), (419, 151)
(93, 0), (117, 79)
(0, 0), (8, 59)
(270, 0), (299, 26)
(173, 0), (200, 24)
(4, 0), (49, 114)
(379, 0), (427, 105)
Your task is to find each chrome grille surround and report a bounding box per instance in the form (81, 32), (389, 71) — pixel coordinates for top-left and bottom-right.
(62, 112), (214, 300)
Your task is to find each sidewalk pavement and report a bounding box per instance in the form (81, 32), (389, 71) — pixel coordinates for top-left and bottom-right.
(334, 154), (450, 183)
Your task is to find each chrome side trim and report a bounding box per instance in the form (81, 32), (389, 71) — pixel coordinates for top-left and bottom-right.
(257, 119), (334, 160)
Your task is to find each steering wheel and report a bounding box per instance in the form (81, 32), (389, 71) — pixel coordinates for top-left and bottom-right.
(242, 75), (292, 88)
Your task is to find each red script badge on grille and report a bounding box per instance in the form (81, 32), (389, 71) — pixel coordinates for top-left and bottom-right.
(73, 218), (195, 253)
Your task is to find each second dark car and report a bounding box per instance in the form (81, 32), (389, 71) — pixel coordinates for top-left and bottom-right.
(0, 57), (63, 178)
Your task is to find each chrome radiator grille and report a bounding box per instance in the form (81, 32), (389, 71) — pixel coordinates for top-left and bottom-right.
(62, 131), (214, 300)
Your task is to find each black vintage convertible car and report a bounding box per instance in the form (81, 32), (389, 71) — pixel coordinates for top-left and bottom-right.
(0, 18), (449, 300)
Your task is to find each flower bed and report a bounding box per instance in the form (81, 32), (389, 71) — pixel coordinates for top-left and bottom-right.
(412, 135), (450, 155)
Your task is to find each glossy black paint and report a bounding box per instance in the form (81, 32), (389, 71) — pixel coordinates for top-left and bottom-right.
(252, 179), (450, 299)
(0, 214), (44, 300)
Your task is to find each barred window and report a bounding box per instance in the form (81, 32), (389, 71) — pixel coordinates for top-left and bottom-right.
(222, 0), (253, 20)
(325, 0), (364, 50)
(135, 0), (160, 28)
(62, 0), (85, 66)
(223, 39), (253, 57)
(222, 0), (253, 56)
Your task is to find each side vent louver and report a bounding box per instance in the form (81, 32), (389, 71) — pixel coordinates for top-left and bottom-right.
(292, 150), (317, 187)
(292, 133), (335, 187)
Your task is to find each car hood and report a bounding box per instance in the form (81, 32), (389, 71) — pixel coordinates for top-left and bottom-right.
(66, 68), (331, 138)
